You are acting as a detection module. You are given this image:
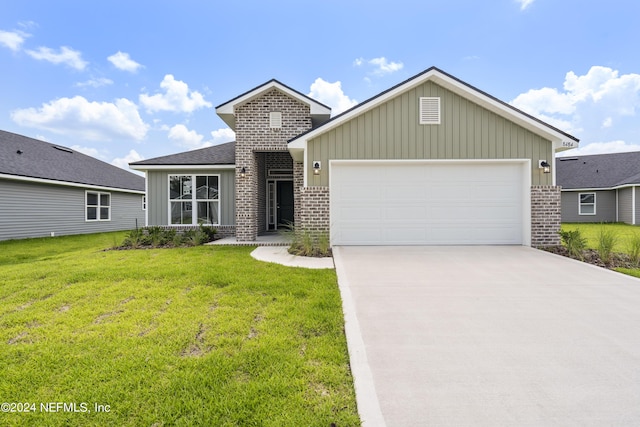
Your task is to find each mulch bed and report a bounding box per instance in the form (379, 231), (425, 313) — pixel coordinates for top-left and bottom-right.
(541, 246), (638, 270)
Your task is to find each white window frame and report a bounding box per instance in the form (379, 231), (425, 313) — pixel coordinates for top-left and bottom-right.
(579, 192), (596, 215)
(142, 195), (146, 211)
(168, 174), (220, 226)
(86, 191), (111, 222)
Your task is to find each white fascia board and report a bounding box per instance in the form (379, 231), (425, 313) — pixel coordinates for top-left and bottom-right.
(291, 68), (578, 150)
(561, 184), (640, 192)
(129, 164), (235, 171)
(216, 81), (331, 130)
(0, 173), (145, 194)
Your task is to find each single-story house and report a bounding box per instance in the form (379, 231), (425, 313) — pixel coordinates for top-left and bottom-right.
(557, 151), (640, 224)
(0, 130), (145, 241)
(130, 66), (579, 247)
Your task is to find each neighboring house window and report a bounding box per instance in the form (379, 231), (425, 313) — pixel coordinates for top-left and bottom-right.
(579, 192), (596, 215)
(169, 175), (219, 225)
(86, 191), (111, 221)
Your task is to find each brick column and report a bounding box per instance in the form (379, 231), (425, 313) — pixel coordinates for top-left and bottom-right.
(531, 185), (561, 247)
(299, 187), (330, 233)
(293, 161), (304, 227)
(235, 152), (257, 241)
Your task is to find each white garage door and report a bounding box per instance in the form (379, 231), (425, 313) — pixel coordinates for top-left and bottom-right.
(330, 160), (529, 246)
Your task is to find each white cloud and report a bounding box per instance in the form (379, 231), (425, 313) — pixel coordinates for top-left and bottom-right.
(112, 149), (144, 172)
(211, 128), (235, 144)
(107, 51), (143, 73)
(25, 46), (88, 70)
(557, 140), (640, 157)
(511, 66), (640, 136)
(139, 75), (212, 113)
(369, 57), (404, 76)
(0, 30), (29, 51)
(70, 145), (105, 159)
(517, 0), (535, 10)
(308, 78), (358, 116)
(355, 56), (404, 77)
(11, 96), (148, 141)
(75, 77), (114, 88)
(168, 124), (213, 149)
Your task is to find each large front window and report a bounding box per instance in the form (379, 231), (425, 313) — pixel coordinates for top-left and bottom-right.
(169, 175), (219, 225)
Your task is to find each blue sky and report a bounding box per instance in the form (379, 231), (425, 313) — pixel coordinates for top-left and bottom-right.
(1, 0), (640, 171)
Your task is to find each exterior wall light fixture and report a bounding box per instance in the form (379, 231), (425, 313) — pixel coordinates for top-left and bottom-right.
(240, 166), (247, 178)
(539, 160), (551, 174)
(313, 161), (321, 176)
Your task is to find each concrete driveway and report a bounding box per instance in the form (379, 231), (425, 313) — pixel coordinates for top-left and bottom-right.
(333, 246), (640, 427)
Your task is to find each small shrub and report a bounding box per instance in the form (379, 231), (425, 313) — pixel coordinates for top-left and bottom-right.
(147, 226), (165, 247)
(596, 227), (618, 265)
(559, 229), (587, 260)
(628, 233), (640, 266)
(198, 224), (218, 242)
(283, 222), (331, 257)
(122, 228), (144, 248)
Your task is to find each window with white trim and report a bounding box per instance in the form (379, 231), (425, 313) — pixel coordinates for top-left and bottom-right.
(142, 195), (146, 210)
(579, 192), (596, 215)
(86, 191), (111, 221)
(169, 175), (219, 225)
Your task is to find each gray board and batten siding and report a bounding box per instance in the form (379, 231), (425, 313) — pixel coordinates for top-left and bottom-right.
(145, 169), (235, 226)
(305, 80), (554, 187)
(0, 179), (144, 241)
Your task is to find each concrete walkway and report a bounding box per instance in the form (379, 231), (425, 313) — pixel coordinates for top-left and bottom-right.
(334, 245), (640, 427)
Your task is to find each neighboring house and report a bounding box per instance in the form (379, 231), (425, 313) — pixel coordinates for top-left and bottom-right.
(131, 67), (579, 247)
(0, 130), (145, 241)
(557, 151), (640, 224)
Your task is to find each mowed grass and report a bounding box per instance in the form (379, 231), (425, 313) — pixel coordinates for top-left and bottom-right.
(561, 222), (640, 251)
(561, 223), (640, 277)
(0, 232), (359, 426)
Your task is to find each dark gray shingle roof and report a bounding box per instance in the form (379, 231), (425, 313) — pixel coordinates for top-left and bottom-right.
(557, 151), (640, 189)
(0, 130), (144, 192)
(130, 141), (235, 166)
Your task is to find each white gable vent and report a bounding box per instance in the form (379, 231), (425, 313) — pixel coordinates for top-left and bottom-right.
(269, 111), (282, 129)
(419, 97), (441, 125)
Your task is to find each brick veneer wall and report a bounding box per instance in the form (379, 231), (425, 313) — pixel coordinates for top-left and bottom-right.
(234, 89), (312, 241)
(299, 187), (330, 233)
(531, 185), (561, 247)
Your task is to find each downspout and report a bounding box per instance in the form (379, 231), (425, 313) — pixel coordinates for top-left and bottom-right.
(144, 171), (149, 227)
(634, 186), (637, 225)
(616, 189), (619, 222)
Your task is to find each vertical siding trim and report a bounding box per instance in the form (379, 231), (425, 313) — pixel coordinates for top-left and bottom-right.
(634, 186), (636, 225)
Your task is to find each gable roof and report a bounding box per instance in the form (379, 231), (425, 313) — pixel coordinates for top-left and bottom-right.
(288, 66), (579, 160)
(0, 130), (144, 192)
(557, 151), (640, 190)
(216, 79), (331, 129)
(129, 141), (235, 170)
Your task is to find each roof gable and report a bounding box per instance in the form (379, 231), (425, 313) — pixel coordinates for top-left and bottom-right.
(288, 67), (579, 159)
(130, 141), (235, 169)
(0, 130), (144, 192)
(557, 151), (640, 189)
(216, 79), (331, 129)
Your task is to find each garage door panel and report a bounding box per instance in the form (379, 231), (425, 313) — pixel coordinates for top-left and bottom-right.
(331, 161), (527, 245)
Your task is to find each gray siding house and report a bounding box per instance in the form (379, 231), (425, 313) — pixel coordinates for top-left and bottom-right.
(131, 67), (580, 247)
(0, 130), (145, 241)
(557, 152), (640, 224)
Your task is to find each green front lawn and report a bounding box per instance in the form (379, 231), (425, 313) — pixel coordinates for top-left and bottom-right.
(0, 232), (359, 426)
(561, 223), (640, 277)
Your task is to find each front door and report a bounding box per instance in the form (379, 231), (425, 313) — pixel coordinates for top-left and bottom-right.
(276, 180), (294, 227)
(267, 180), (294, 230)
